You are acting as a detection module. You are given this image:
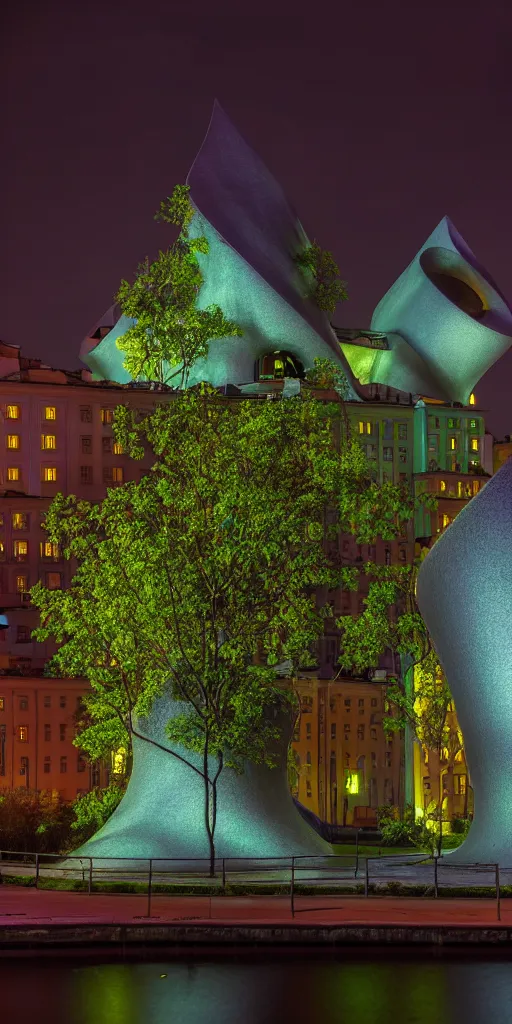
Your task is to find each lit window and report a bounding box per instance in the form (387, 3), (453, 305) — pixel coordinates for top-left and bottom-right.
(40, 541), (59, 559)
(450, 437), (457, 450)
(13, 540), (28, 561)
(101, 408), (114, 424)
(113, 442), (123, 455)
(441, 514), (450, 528)
(16, 575), (28, 593)
(440, 480), (446, 491)
(457, 481), (463, 497)
(471, 438), (479, 451)
(46, 572), (62, 590)
(470, 419), (477, 430)
(358, 421), (365, 434)
(0, 698), (4, 710)
(112, 467), (123, 483)
(366, 422), (371, 435)
(44, 407), (56, 420)
(18, 725), (28, 742)
(12, 513), (27, 530)
(42, 467), (57, 482)
(6, 434), (19, 449)
(6, 405), (19, 419)
(472, 481), (480, 495)
(41, 434), (56, 450)
(469, 393), (476, 406)
(7, 468), (19, 482)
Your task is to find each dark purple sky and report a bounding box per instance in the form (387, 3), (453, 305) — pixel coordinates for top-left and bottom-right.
(2, 0), (511, 437)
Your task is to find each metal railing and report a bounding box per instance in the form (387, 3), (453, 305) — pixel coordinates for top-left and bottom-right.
(0, 849), (503, 922)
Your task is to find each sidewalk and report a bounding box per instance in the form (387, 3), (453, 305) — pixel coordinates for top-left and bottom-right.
(0, 886), (510, 947)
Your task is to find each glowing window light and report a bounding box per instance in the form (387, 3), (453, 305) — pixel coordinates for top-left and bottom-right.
(6, 405), (19, 419)
(41, 434), (56, 450)
(44, 407), (56, 420)
(450, 437), (457, 450)
(6, 435), (19, 449)
(471, 438), (479, 451)
(42, 467), (57, 482)
(469, 393), (476, 405)
(440, 480), (446, 492)
(7, 468), (19, 482)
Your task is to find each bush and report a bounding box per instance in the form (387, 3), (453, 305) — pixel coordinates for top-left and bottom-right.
(69, 783), (125, 848)
(451, 816), (472, 836)
(379, 819), (423, 847)
(0, 790), (73, 854)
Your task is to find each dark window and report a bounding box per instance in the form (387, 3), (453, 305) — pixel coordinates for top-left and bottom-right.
(383, 419), (393, 440)
(60, 756), (67, 774)
(398, 446), (407, 463)
(358, 699), (365, 708)
(306, 751), (312, 765)
(383, 447), (393, 461)
(357, 724), (365, 740)
(385, 549), (391, 565)
(80, 465), (93, 485)
(0, 724), (5, 775)
(43, 757), (51, 774)
(80, 406), (92, 423)
(19, 696), (28, 711)
(398, 423), (408, 441)
(16, 626), (30, 643)
(102, 436), (112, 454)
(59, 696), (66, 709)
(44, 724), (51, 742)
(81, 436), (92, 454)
(20, 755), (28, 776)
(77, 756), (86, 773)
(306, 722), (311, 739)
(331, 723), (336, 740)
(344, 699), (351, 709)
(306, 781), (312, 798)
(371, 727), (377, 740)
(59, 724), (66, 741)
(43, 695), (51, 708)
(371, 698), (378, 707)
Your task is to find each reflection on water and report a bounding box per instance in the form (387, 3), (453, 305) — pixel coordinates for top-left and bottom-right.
(2, 951), (512, 1024)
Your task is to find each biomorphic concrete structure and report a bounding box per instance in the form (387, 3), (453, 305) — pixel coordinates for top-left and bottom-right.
(417, 458), (512, 867)
(363, 217), (512, 404)
(74, 695), (330, 867)
(81, 101), (359, 399)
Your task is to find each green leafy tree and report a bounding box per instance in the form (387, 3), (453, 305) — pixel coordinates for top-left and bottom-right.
(115, 185), (243, 388)
(304, 357), (349, 398)
(295, 242), (348, 315)
(337, 555), (464, 851)
(32, 386), (422, 873)
(71, 784), (127, 848)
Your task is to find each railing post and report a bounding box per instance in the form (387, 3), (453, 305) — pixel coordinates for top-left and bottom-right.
(364, 857), (369, 897)
(88, 858), (93, 895)
(496, 863), (501, 922)
(434, 852), (439, 898)
(147, 858), (153, 918)
(222, 858), (226, 894)
(35, 853), (39, 889)
(290, 857), (295, 918)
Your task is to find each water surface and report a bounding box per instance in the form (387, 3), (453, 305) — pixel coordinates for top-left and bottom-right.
(3, 949), (512, 1024)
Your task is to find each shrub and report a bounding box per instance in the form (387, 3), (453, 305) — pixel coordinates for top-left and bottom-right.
(379, 819), (423, 847)
(451, 816), (472, 836)
(0, 790), (73, 854)
(69, 783), (125, 848)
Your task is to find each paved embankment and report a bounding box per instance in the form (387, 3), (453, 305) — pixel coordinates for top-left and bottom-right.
(0, 887), (511, 948)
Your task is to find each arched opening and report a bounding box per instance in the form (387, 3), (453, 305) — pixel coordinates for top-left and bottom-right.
(256, 351), (305, 381)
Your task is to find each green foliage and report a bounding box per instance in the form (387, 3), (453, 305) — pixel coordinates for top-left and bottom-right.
(379, 818), (425, 848)
(451, 815), (472, 836)
(295, 242), (348, 314)
(304, 357), (349, 398)
(0, 790), (73, 854)
(32, 389), (425, 863)
(115, 184), (243, 387)
(70, 784), (126, 846)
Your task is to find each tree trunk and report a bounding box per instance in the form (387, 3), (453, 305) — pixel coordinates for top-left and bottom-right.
(444, 762), (455, 822)
(203, 737), (216, 877)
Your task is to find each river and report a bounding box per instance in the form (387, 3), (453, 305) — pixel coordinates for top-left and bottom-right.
(3, 949), (512, 1024)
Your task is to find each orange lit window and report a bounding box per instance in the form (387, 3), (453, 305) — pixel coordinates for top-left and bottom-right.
(44, 406), (56, 420)
(101, 408), (114, 424)
(12, 513), (27, 530)
(113, 442), (123, 455)
(441, 514), (450, 528)
(40, 541), (59, 559)
(6, 434), (19, 449)
(41, 434), (56, 450)
(471, 438), (479, 451)
(112, 467), (123, 483)
(13, 540), (28, 560)
(16, 575), (28, 593)
(7, 468), (19, 482)
(472, 481), (480, 495)
(42, 467), (57, 482)
(18, 726), (28, 742)
(6, 405), (19, 419)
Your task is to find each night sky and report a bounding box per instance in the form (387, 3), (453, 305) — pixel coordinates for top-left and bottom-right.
(2, 0), (511, 438)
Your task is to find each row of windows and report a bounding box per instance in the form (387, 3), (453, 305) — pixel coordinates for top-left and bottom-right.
(428, 413), (479, 430)
(9, 572), (61, 592)
(5, 435), (124, 454)
(42, 755), (86, 774)
(1, 466), (125, 485)
(358, 421), (409, 440)
(18, 724), (70, 742)
(4, 405), (118, 424)
(6, 434), (58, 450)
(0, 540), (60, 561)
(363, 444), (408, 463)
(5, 406), (57, 421)
(0, 695), (80, 711)
(438, 479), (480, 497)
